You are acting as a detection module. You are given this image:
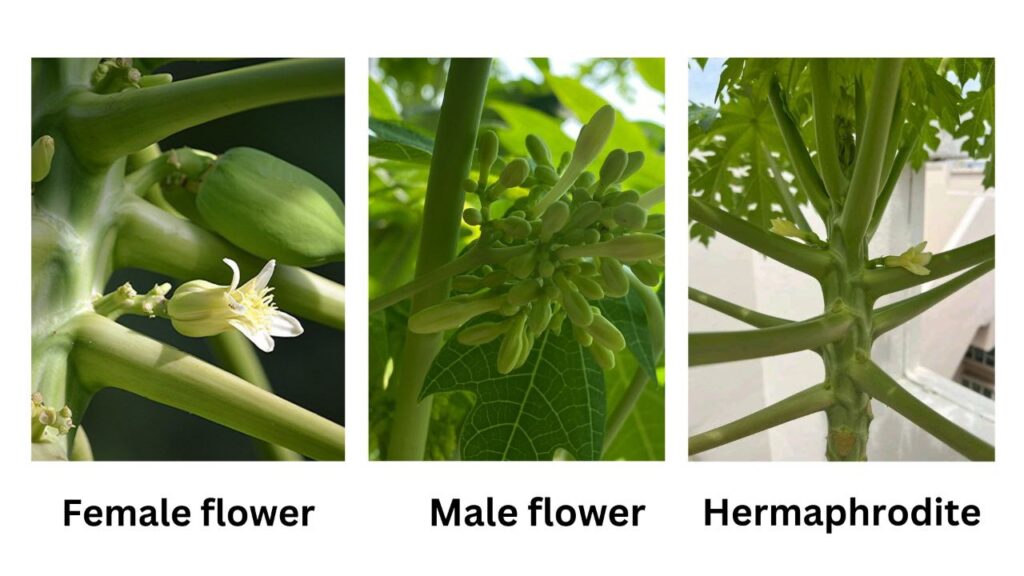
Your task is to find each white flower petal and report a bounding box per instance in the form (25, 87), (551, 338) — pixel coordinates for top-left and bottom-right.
(268, 310), (304, 337)
(242, 259), (277, 292)
(222, 258), (241, 291)
(229, 319), (275, 353)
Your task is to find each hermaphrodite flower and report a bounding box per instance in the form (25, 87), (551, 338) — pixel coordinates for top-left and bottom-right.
(167, 258), (303, 352)
(884, 241), (932, 276)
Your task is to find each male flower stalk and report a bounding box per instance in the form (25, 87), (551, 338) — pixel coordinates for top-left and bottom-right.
(167, 258), (303, 352)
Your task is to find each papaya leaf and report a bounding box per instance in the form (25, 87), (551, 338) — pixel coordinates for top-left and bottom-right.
(420, 326), (605, 461)
(596, 290), (659, 381)
(369, 79), (400, 121)
(603, 364), (664, 461)
(487, 99), (574, 161)
(633, 58), (665, 93)
(369, 118), (434, 164)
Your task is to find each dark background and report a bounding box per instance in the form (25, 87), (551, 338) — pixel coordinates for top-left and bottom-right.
(81, 59), (345, 460)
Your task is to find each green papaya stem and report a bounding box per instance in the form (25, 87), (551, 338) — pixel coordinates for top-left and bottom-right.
(872, 259), (993, 338)
(689, 383), (834, 456)
(387, 58), (492, 460)
(69, 313), (344, 460)
(689, 196), (831, 276)
(848, 357), (993, 461)
(864, 235), (994, 297)
(767, 77), (830, 218)
(839, 59), (904, 260)
(809, 60), (846, 198)
(66, 58), (345, 163)
(602, 277), (665, 454)
(208, 332), (304, 461)
(368, 244), (532, 314)
(689, 312), (853, 366)
(115, 199), (345, 330)
(688, 287), (792, 329)
(866, 122), (922, 239)
(762, 143), (813, 233)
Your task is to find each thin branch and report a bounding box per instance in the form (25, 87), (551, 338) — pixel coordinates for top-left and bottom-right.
(208, 332), (303, 461)
(66, 59), (345, 163)
(809, 60), (846, 198)
(690, 383), (834, 456)
(768, 78), (831, 218)
(689, 312), (853, 366)
(866, 122), (922, 239)
(762, 143), (812, 233)
(70, 313), (345, 461)
(689, 196), (831, 277)
(865, 235), (994, 297)
(872, 259), (993, 338)
(848, 358), (993, 461)
(688, 287), (792, 328)
(839, 59), (904, 258)
(116, 199), (345, 330)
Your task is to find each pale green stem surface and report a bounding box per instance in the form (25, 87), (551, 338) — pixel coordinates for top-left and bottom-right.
(70, 313), (345, 461)
(690, 312), (853, 366)
(209, 332), (304, 461)
(809, 60), (846, 198)
(848, 358), (993, 461)
(66, 59), (345, 163)
(872, 259), (994, 338)
(688, 287), (792, 328)
(690, 383), (834, 456)
(768, 78), (830, 217)
(388, 58), (492, 460)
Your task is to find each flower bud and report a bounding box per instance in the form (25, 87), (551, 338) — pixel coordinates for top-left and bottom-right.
(535, 165), (559, 185)
(599, 149), (628, 187)
(457, 321), (509, 346)
(526, 134), (554, 168)
(620, 151), (646, 182)
(499, 158), (530, 188)
(589, 342), (616, 370)
(573, 275), (605, 300)
(539, 201), (571, 241)
(478, 131), (499, 176)
(32, 135), (55, 183)
(408, 295), (504, 334)
(585, 311), (627, 352)
(196, 148), (344, 266)
(463, 207), (483, 226)
(573, 324), (593, 347)
(631, 260), (662, 287)
(572, 105), (616, 173)
(528, 298), (553, 336)
(507, 279), (542, 306)
(558, 233), (664, 263)
(598, 257), (630, 298)
(614, 203), (648, 230)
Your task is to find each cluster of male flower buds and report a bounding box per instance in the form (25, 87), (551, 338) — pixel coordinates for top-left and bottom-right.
(409, 106), (664, 374)
(31, 393), (74, 442)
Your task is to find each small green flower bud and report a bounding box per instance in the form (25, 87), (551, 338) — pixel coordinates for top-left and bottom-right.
(537, 259), (556, 278)
(573, 275), (605, 300)
(497, 315), (527, 374)
(543, 280), (561, 300)
(572, 105), (616, 173)
(573, 324), (594, 347)
(528, 298), (553, 336)
(631, 260), (662, 286)
(589, 342), (616, 370)
(535, 165), (559, 185)
(516, 330), (535, 368)
(599, 149), (628, 187)
(482, 269), (508, 288)
(620, 151), (646, 182)
(578, 261), (598, 276)
(500, 301), (522, 316)
(478, 131), (499, 176)
(557, 151), (572, 173)
(565, 200), (603, 231)
(575, 172), (597, 190)
(408, 295), (504, 334)
(499, 158), (531, 188)
(457, 321), (508, 346)
(462, 178), (478, 193)
(549, 308), (567, 335)
(463, 207), (483, 226)
(598, 257), (630, 298)
(507, 279), (542, 306)
(539, 201), (571, 241)
(614, 203), (648, 230)
(560, 284), (594, 327)
(563, 229), (586, 245)
(138, 73), (173, 88)
(611, 190), (641, 206)
(583, 228), (602, 244)
(507, 251), (537, 279)
(526, 134), (554, 168)
(586, 312), (627, 352)
(31, 135), (55, 183)
(496, 215), (532, 238)
(645, 214), (666, 232)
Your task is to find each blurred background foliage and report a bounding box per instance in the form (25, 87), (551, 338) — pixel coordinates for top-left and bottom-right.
(82, 59), (345, 460)
(368, 58), (665, 460)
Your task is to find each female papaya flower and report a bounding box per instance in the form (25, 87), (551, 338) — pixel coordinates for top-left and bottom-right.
(883, 241), (932, 276)
(166, 258), (303, 352)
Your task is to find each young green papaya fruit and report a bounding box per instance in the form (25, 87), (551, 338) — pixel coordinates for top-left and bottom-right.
(196, 147), (345, 266)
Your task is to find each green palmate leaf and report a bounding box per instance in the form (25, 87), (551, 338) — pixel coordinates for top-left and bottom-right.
(369, 118), (434, 164)
(633, 58), (665, 93)
(596, 290), (659, 381)
(420, 325), (605, 461)
(369, 78), (401, 121)
(955, 58), (995, 187)
(487, 99), (574, 160)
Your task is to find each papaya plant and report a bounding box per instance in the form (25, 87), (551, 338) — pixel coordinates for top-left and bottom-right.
(369, 58), (666, 461)
(32, 58), (346, 461)
(688, 58), (995, 461)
